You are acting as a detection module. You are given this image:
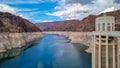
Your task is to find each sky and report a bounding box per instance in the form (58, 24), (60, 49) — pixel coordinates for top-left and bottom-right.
(0, 0), (120, 23)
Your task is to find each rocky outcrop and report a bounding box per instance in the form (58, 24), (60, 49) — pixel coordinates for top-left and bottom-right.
(68, 32), (92, 53)
(68, 32), (92, 45)
(0, 12), (41, 32)
(0, 32), (43, 60)
(0, 12), (43, 60)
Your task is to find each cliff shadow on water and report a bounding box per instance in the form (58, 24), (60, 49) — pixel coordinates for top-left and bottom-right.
(72, 43), (92, 68)
(0, 38), (43, 62)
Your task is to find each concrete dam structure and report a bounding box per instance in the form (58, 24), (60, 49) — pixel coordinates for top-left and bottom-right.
(92, 14), (120, 68)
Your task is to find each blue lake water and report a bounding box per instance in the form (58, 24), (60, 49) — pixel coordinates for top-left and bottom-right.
(0, 34), (91, 68)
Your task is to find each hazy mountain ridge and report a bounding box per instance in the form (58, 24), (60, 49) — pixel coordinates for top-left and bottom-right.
(36, 10), (120, 32)
(35, 22), (59, 31)
(36, 20), (81, 31)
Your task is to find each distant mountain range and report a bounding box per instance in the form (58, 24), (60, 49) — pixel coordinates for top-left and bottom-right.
(0, 12), (41, 33)
(35, 22), (59, 31)
(36, 10), (120, 32)
(35, 20), (82, 31)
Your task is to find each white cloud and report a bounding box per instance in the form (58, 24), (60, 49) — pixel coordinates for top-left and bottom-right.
(54, 6), (62, 10)
(46, 3), (89, 20)
(0, 4), (16, 13)
(46, 0), (120, 20)
(0, 3), (44, 21)
(34, 20), (54, 22)
(99, 7), (116, 14)
(0, 0), (43, 4)
(51, 0), (57, 2)
(18, 8), (39, 12)
(18, 11), (42, 20)
(19, 14), (31, 19)
(0, 3), (41, 21)
(0, 0), (58, 4)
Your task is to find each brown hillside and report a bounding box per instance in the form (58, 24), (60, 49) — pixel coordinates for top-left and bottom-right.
(44, 20), (81, 31)
(36, 10), (120, 32)
(0, 12), (41, 33)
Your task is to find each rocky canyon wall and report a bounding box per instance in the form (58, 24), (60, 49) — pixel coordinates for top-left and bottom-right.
(43, 31), (92, 53)
(0, 32), (43, 59)
(44, 32), (92, 45)
(44, 31), (92, 53)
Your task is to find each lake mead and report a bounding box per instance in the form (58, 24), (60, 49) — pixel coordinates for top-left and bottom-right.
(0, 34), (91, 68)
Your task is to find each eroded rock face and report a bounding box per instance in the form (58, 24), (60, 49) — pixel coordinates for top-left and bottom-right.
(0, 12), (41, 32)
(0, 32), (43, 59)
(0, 12), (43, 59)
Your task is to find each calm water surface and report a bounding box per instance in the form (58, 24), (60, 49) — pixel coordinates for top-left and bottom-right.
(0, 34), (91, 68)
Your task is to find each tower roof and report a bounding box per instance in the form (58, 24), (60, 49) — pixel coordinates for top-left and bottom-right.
(96, 13), (114, 19)
(103, 13), (107, 16)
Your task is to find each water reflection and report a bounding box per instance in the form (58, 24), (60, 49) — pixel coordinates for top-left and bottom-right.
(0, 34), (91, 68)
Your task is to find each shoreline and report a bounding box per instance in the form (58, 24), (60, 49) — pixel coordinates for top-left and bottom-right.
(0, 39), (41, 61)
(72, 43), (91, 53)
(43, 31), (92, 53)
(0, 32), (43, 60)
